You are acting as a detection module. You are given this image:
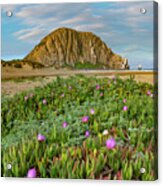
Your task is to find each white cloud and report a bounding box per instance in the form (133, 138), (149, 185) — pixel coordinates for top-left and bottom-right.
(75, 23), (104, 31)
(13, 28), (32, 36)
(60, 16), (85, 24)
(13, 28), (47, 42)
(15, 4), (60, 18)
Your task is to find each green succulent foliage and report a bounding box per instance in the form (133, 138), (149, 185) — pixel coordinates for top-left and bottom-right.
(1, 75), (158, 180)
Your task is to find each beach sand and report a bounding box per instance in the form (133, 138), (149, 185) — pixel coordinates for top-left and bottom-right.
(1, 68), (158, 96)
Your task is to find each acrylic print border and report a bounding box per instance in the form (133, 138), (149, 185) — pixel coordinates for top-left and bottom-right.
(1, 2), (158, 180)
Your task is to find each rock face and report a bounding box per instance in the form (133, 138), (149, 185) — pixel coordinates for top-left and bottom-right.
(25, 27), (129, 69)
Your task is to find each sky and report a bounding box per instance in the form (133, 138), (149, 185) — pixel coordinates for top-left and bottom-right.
(1, 1), (155, 69)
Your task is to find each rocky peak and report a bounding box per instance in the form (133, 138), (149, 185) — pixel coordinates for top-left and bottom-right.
(24, 27), (129, 69)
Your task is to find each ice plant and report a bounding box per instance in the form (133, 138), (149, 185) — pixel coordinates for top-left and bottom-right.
(90, 109), (95, 115)
(62, 121), (68, 128)
(82, 116), (89, 123)
(103, 129), (109, 136)
(106, 137), (116, 149)
(123, 106), (128, 111)
(42, 99), (47, 104)
(146, 90), (151, 96)
(27, 168), (37, 178)
(37, 134), (46, 142)
(96, 85), (100, 90)
(24, 96), (28, 101)
(100, 92), (103, 97)
(112, 75), (116, 80)
(117, 170), (122, 180)
(85, 131), (90, 137)
(123, 98), (127, 103)
(60, 93), (65, 97)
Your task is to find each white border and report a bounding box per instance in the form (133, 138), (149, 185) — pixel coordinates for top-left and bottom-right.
(0, 0), (162, 186)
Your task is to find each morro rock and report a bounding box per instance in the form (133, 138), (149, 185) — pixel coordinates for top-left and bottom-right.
(24, 27), (129, 69)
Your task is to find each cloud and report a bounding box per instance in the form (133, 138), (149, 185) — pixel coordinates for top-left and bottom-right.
(60, 16), (85, 24)
(13, 28), (47, 42)
(15, 4), (61, 18)
(75, 23), (104, 32)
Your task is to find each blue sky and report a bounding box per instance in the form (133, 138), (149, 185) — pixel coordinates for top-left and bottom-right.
(1, 1), (154, 69)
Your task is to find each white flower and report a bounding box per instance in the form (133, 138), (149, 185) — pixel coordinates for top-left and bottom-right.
(103, 129), (109, 136)
(90, 109), (95, 115)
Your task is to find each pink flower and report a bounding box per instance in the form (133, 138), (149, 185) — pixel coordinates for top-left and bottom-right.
(96, 85), (100, 90)
(62, 122), (68, 128)
(69, 86), (72, 90)
(27, 168), (37, 178)
(146, 90), (151, 96)
(24, 96), (28, 101)
(112, 75), (116, 80)
(60, 93), (65, 97)
(90, 109), (95, 115)
(85, 131), (90, 137)
(123, 98), (126, 103)
(123, 106), (128, 111)
(42, 99), (47, 104)
(106, 138), (116, 149)
(82, 116), (89, 123)
(100, 92), (103, 97)
(37, 134), (46, 142)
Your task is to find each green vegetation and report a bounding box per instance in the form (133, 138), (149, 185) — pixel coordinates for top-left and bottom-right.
(74, 62), (106, 69)
(62, 61), (107, 69)
(1, 75), (157, 180)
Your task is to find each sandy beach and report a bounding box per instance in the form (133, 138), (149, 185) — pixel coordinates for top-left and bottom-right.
(1, 68), (158, 95)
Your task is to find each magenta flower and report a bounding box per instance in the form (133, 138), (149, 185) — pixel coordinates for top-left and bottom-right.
(146, 90), (151, 96)
(24, 96), (28, 101)
(82, 116), (89, 123)
(96, 85), (100, 90)
(123, 98), (126, 103)
(27, 168), (37, 178)
(100, 92), (103, 97)
(90, 109), (95, 115)
(42, 99), (47, 104)
(106, 138), (116, 149)
(85, 131), (90, 137)
(37, 134), (46, 142)
(123, 106), (128, 111)
(62, 121), (68, 128)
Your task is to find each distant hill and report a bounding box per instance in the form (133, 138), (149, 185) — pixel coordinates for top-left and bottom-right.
(1, 59), (44, 69)
(24, 27), (129, 70)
